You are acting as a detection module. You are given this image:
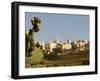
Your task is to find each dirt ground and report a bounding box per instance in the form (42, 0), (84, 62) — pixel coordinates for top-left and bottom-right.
(25, 51), (89, 68)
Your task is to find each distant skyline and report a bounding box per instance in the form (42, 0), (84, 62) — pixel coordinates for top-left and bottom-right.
(25, 12), (89, 42)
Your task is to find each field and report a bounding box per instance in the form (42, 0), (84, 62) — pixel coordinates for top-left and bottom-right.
(25, 50), (89, 68)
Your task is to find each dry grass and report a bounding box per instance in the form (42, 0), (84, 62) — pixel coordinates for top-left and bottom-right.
(26, 50), (89, 68)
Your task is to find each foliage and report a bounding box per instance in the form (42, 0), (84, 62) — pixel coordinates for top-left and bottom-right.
(43, 50), (58, 60)
(26, 47), (44, 65)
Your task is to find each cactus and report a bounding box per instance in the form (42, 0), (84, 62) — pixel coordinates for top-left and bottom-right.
(25, 17), (44, 67)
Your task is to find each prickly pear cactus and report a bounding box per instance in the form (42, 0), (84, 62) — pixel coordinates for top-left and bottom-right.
(26, 47), (44, 65)
(25, 17), (43, 67)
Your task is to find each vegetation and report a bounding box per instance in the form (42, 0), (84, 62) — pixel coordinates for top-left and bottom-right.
(25, 47), (44, 66)
(26, 49), (89, 68)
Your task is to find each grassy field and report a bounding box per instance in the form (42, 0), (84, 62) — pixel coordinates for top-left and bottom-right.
(25, 50), (89, 68)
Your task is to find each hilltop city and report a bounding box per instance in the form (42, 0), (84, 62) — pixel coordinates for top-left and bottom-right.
(34, 38), (89, 55)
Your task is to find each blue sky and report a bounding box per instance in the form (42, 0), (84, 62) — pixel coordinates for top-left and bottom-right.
(25, 12), (89, 42)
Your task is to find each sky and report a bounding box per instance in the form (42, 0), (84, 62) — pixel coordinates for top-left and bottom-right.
(25, 12), (89, 42)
